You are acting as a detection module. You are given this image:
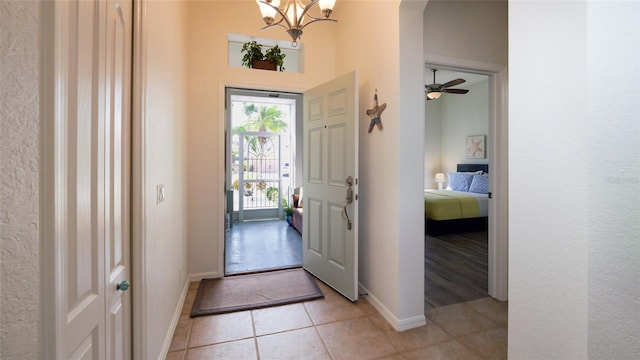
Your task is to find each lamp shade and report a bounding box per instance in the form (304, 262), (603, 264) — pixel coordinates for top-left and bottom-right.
(318, 0), (336, 10)
(257, 0), (280, 19)
(434, 173), (445, 183)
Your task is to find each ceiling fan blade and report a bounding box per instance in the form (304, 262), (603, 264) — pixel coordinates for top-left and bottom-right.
(441, 78), (466, 88)
(443, 88), (469, 94)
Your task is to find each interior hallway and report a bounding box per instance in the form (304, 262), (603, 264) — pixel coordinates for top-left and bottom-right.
(167, 279), (507, 359)
(225, 220), (302, 275)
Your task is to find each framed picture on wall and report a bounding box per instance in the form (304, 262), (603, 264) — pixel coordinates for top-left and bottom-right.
(465, 135), (486, 159)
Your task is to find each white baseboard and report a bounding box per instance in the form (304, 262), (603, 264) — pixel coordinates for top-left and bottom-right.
(158, 279), (190, 360)
(189, 271), (221, 282)
(358, 283), (426, 332)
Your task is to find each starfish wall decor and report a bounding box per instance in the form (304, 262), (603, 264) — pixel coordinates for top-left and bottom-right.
(366, 89), (386, 133)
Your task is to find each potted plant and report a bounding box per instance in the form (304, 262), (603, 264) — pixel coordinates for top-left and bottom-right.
(264, 46), (286, 72)
(282, 197), (293, 224)
(241, 41), (286, 72)
(283, 205), (293, 225)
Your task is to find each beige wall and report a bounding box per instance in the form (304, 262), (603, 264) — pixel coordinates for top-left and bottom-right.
(334, 0), (403, 316)
(424, 99), (443, 188)
(186, 0), (428, 327)
(424, 0), (508, 66)
(144, 1), (190, 358)
(439, 79), (490, 174)
(423, 79), (490, 188)
(0, 1), (41, 358)
(333, 0), (428, 325)
(185, 1), (336, 277)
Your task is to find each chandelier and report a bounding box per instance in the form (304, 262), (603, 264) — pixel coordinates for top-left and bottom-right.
(256, 0), (337, 47)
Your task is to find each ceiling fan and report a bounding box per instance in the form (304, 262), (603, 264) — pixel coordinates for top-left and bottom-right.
(425, 69), (469, 100)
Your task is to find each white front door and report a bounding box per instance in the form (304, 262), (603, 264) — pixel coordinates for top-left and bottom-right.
(302, 72), (359, 301)
(48, 0), (132, 358)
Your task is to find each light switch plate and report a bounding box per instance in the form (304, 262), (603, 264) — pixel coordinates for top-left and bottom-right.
(156, 184), (165, 204)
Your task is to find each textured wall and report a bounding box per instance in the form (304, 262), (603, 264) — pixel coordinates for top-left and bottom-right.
(585, 2), (640, 358)
(510, 1), (639, 358)
(0, 1), (41, 359)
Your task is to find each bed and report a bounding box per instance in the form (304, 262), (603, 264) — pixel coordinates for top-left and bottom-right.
(425, 164), (489, 236)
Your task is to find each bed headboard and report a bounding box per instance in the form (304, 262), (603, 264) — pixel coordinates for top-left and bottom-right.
(457, 164), (489, 173)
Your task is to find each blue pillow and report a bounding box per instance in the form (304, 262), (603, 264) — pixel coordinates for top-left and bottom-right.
(469, 174), (489, 194)
(448, 172), (474, 192)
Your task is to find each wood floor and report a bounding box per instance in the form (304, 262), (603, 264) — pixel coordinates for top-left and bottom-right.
(424, 230), (488, 310)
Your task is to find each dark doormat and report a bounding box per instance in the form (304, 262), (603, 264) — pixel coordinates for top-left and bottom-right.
(190, 268), (324, 317)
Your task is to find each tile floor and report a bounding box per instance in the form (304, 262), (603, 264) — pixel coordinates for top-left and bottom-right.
(166, 279), (507, 360)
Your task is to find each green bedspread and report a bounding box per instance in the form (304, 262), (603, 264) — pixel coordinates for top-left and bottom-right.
(424, 190), (480, 220)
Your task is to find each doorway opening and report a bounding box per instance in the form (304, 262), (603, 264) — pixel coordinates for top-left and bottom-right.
(423, 68), (491, 310)
(224, 88), (303, 275)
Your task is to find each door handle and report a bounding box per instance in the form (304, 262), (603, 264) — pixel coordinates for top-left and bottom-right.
(117, 280), (130, 291)
(343, 204), (352, 230)
(344, 176), (354, 230)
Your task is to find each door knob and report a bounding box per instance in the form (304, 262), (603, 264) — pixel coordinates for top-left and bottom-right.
(117, 280), (130, 291)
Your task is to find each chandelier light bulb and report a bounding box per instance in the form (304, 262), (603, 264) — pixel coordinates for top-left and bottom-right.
(318, 0), (336, 17)
(256, 0), (338, 46)
(256, 0), (280, 24)
(285, 1), (305, 26)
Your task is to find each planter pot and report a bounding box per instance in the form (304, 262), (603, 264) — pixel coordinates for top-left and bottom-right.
(252, 59), (277, 71)
(285, 213), (292, 225)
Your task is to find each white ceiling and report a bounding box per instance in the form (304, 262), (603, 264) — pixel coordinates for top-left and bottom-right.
(424, 68), (488, 88)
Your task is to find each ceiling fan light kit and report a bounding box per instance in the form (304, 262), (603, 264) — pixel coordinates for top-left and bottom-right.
(427, 91), (442, 100)
(256, 0), (337, 47)
(425, 69), (470, 101)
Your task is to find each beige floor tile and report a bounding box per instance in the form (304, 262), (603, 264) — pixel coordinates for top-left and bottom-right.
(257, 327), (331, 360)
(252, 303), (312, 336)
(383, 320), (451, 353)
(354, 297), (378, 315)
(169, 315), (193, 352)
(367, 312), (396, 332)
(165, 350), (185, 360)
(304, 296), (366, 325)
(188, 311), (254, 348)
(317, 317), (398, 360)
(185, 338), (257, 360)
(402, 340), (483, 360)
(464, 297), (508, 327)
(314, 279), (336, 295)
(457, 327), (507, 360)
(426, 302), (497, 337)
(376, 355), (407, 360)
(181, 289), (198, 315)
(314, 280), (359, 303)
